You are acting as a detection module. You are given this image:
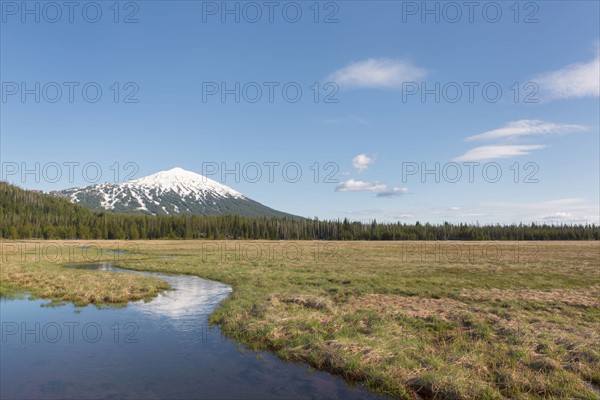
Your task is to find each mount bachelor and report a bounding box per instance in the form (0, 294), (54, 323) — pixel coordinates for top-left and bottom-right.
(57, 167), (296, 218)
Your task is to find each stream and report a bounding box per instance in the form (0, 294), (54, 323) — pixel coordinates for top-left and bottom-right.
(0, 262), (388, 399)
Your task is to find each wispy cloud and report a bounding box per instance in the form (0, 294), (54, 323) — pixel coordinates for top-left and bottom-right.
(453, 145), (546, 162)
(376, 187), (410, 197)
(543, 212), (573, 220)
(339, 198), (599, 225)
(455, 119), (588, 161)
(327, 58), (426, 89)
(532, 47), (600, 100)
(484, 198), (599, 225)
(335, 179), (408, 197)
(335, 179), (387, 192)
(540, 213), (598, 224)
(487, 197), (589, 208)
(466, 120), (588, 141)
(392, 214), (414, 219)
(344, 209), (385, 216)
(352, 154), (374, 172)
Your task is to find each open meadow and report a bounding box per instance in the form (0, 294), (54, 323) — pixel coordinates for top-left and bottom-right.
(1, 240), (598, 399)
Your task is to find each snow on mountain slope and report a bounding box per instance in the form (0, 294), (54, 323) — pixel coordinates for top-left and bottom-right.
(57, 167), (295, 218)
(127, 167), (244, 199)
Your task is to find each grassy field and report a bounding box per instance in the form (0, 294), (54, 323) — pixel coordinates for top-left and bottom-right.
(0, 241), (168, 305)
(1, 240), (599, 399)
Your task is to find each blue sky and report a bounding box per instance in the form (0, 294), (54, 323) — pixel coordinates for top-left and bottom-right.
(1, 0), (599, 224)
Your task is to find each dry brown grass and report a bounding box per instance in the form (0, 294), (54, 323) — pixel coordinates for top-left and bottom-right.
(459, 287), (600, 307)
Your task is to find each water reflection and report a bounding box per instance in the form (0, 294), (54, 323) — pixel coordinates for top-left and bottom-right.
(66, 261), (117, 271)
(135, 274), (231, 322)
(1, 262), (389, 400)
(67, 262), (232, 325)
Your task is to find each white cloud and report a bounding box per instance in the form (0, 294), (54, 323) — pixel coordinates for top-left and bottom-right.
(392, 214), (414, 219)
(466, 120), (588, 142)
(533, 49), (600, 100)
(455, 120), (589, 161)
(543, 212), (572, 220)
(453, 145), (546, 162)
(541, 213), (599, 224)
(327, 58), (426, 89)
(335, 179), (408, 197)
(352, 154), (374, 172)
(335, 179), (387, 192)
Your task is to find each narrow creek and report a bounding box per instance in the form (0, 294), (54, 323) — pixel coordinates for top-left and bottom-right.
(0, 262), (389, 399)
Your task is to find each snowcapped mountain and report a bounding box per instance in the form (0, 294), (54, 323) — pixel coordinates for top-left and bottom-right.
(57, 167), (296, 218)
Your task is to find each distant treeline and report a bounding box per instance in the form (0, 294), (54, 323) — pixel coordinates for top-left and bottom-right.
(1, 182), (598, 240)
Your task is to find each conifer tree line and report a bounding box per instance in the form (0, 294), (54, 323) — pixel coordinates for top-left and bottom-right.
(1, 182), (598, 240)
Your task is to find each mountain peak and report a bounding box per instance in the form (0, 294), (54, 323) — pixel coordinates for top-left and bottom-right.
(128, 167), (243, 198)
(136, 167), (203, 181)
(165, 167), (188, 173)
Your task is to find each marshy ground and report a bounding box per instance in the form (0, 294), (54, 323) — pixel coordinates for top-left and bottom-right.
(1, 240), (598, 399)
